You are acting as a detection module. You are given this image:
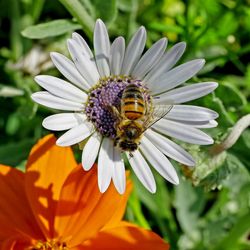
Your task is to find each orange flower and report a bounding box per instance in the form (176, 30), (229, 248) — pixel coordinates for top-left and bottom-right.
(0, 135), (169, 250)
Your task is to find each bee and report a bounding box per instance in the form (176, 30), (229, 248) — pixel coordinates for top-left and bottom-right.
(111, 83), (173, 155)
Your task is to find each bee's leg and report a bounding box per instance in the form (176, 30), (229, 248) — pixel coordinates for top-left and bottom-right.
(112, 106), (120, 117)
(114, 137), (120, 147)
(129, 152), (134, 157)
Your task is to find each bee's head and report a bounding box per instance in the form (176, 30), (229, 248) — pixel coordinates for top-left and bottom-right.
(119, 140), (138, 151)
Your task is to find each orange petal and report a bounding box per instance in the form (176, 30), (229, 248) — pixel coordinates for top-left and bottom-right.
(0, 238), (16, 250)
(0, 236), (31, 250)
(54, 165), (132, 246)
(25, 134), (77, 238)
(79, 223), (170, 249)
(0, 165), (43, 240)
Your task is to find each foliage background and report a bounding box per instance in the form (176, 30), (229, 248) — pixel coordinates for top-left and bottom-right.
(0, 0), (249, 249)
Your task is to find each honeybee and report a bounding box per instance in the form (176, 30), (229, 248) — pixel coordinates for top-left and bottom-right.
(111, 83), (173, 155)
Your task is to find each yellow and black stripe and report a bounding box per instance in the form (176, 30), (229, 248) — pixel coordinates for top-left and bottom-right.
(121, 84), (145, 120)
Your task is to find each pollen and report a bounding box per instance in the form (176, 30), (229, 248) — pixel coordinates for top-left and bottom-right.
(29, 239), (68, 250)
(85, 76), (150, 138)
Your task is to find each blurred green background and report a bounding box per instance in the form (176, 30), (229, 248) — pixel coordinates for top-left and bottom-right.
(0, 0), (249, 249)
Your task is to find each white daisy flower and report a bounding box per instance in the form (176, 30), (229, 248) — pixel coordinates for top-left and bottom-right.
(32, 19), (218, 194)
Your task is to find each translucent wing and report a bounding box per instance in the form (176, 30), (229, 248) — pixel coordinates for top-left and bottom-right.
(107, 105), (121, 120)
(143, 104), (173, 131)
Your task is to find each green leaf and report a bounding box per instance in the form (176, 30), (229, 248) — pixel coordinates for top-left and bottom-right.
(128, 172), (178, 245)
(117, 0), (134, 12)
(92, 0), (117, 23)
(0, 139), (35, 166)
(215, 83), (247, 109)
(175, 178), (205, 237)
(79, 0), (96, 17)
(137, 173), (179, 242)
(21, 19), (81, 39)
(198, 160), (230, 190)
(217, 12), (238, 37)
(233, 130), (250, 167)
(134, 173), (173, 219)
(5, 114), (20, 135)
(31, 0), (45, 22)
(191, 149), (228, 189)
(223, 153), (250, 192)
(213, 212), (250, 250)
(127, 187), (151, 229)
(149, 22), (184, 34)
(58, 0), (95, 39)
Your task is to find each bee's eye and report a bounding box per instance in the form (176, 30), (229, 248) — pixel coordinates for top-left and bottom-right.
(126, 128), (138, 139)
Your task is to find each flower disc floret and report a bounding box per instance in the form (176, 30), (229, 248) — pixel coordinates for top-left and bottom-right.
(30, 239), (68, 250)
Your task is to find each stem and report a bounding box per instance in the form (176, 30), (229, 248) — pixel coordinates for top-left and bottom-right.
(212, 93), (234, 125)
(58, 0), (94, 39)
(128, 190), (151, 229)
(32, 0), (45, 23)
(10, 0), (23, 61)
(211, 114), (250, 155)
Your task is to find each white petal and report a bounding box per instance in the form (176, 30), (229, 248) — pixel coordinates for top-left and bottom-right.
(50, 52), (90, 91)
(42, 113), (86, 131)
(98, 138), (114, 193)
(35, 75), (87, 103)
(110, 37), (125, 75)
(67, 39), (99, 86)
(140, 137), (179, 185)
(166, 105), (219, 121)
(131, 38), (167, 79)
(151, 59), (205, 94)
(177, 119), (218, 128)
(153, 119), (214, 145)
(145, 129), (195, 166)
(121, 27), (146, 75)
(94, 19), (110, 77)
(155, 82), (218, 104)
(144, 42), (186, 84)
(72, 32), (94, 59)
(127, 151), (156, 193)
(71, 32), (98, 82)
(56, 122), (93, 146)
(82, 132), (102, 171)
(200, 120), (218, 128)
(31, 91), (84, 111)
(112, 148), (126, 194)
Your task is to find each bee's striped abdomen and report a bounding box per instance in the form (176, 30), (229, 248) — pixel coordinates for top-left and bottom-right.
(121, 84), (145, 120)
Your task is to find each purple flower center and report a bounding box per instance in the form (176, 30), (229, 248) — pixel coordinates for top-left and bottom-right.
(85, 76), (150, 138)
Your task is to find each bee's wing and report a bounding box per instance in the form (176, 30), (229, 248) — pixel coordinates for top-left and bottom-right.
(106, 105), (121, 120)
(143, 104), (173, 131)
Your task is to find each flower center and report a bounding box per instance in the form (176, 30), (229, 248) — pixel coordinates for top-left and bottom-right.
(29, 240), (68, 250)
(85, 76), (150, 139)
